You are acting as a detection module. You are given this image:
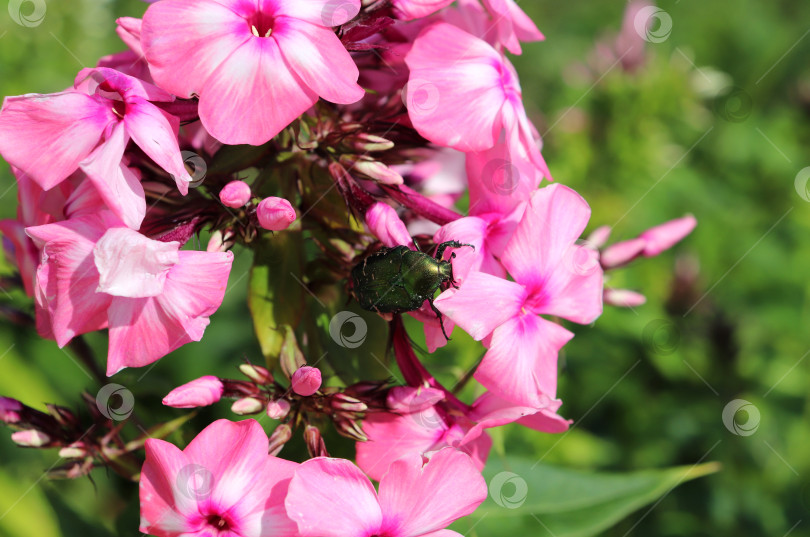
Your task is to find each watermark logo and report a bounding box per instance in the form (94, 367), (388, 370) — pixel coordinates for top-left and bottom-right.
(722, 399), (760, 436)
(794, 167), (810, 202)
(9, 0), (46, 27)
(329, 311), (367, 349)
(714, 86), (753, 123)
(181, 151), (207, 188)
(489, 471), (528, 509)
(642, 319), (681, 356)
(175, 463), (215, 501)
(481, 158), (521, 196)
(402, 79), (441, 118)
(634, 6), (672, 43)
(96, 384), (135, 421)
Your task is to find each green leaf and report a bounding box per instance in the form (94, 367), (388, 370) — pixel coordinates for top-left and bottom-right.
(451, 456), (720, 537)
(248, 232), (306, 368)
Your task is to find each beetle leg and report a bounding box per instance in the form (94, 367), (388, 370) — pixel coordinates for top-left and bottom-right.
(429, 300), (452, 341)
(436, 241), (475, 261)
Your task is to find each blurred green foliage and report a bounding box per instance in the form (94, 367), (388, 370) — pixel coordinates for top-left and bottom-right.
(0, 0), (808, 536)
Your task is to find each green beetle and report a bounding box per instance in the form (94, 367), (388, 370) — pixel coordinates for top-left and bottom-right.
(350, 241), (473, 339)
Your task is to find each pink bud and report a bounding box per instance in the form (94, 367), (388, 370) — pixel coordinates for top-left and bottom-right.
(587, 225), (612, 249)
(354, 159), (404, 185)
(266, 399), (291, 420)
(604, 288), (647, 307)
(291, 366), (322, 397)
(0, 397), (22, 424)
(640, 215), (697, 257)
(12, 430), (50, 447)
(600, 238), (645, 269)
(162, 376), (223, 408)
(239, 364), (273, 385)
(257, 197), (296, 231)
(219, 180), (252, 208)
(365, 202), (413, 248)
(231, 397), (264, 415)
(59, 445), (88, 459)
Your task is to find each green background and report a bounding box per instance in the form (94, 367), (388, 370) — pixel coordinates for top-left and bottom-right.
(0, 1), (808, 536)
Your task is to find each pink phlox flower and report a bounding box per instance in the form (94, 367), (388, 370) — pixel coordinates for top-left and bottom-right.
(140, 419), (299, 537)
(435, 184), (604, 407)
(287, 447), (486, 537)
(141, 0), (365, 145)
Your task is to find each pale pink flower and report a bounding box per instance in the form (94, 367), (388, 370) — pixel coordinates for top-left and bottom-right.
(141, 0), (365, 145)
(219, 180), (252, 208)
(257, 197), (297, 231)
(478, 0), (544, 54)
(604, 288), (647, 308)
(391, 0), (454, 20)
(163, 376), (224, 408)
(291, 366), (322, 397)
(286, 447), (486, 537)
(140, 419), (299, 537)
(435, 184), (604, 407)
(26, 214), (233, 375)
(405, 23), (551, 181)
(600, 237), (646, 269)
(11, 430), (50, 447)
(0, 67), (192, 229)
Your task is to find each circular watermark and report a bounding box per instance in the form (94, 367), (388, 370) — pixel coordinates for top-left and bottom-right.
(794, 167), (810, 202)
(714, 86), (753, 123)
(402, 79), (440, 118)
(722, 399), (760, 436)
(329, 311), (367, 349)
(175, 463), (215, 502)
(561, 240), (601, 277)
(489, 471), (528, 509)
(96, 384), (135, 421)
(634, 6), (672, 43)
(481, 158), (520, 196)
(642, 319), (681, 356)
(409, 405), (445, 431)
(8, 0), (46, 27)
(321, 0), (356, 26)
(181, 151), (207, 188)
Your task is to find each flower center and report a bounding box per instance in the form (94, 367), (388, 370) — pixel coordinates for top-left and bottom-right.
(249, 14), (274, 38)
(206, 514), (230, 531)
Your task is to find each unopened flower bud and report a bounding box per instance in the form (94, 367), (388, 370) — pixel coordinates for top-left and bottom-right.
(365, 202), (412, 248)
(266, 399), (291, 420)
(640, 215), (697, 257)
(59, 445), (88, 459)
(239, 363), (273, 385)
(353, 133), (395, 152)
(587, 225), (612, 249)
(257, 197), (297, 231)
(304, 425), (328, 458)
(330, 393), (367, 413)
(604, 288), (647, 307)
(219, 180), (252, 208)
(163, 376), (223, 408)
(12, 430), (50, 447)
(268, 424), (292, 456)
(600, 238), (645, 269)
(47, 404), (79, 428)
(335, 418), (368, 442)
(352, 158), (404, 185)
(231, 397), (265, 415)
(291, 367), (322, 397)
(0, 397), (22, 424)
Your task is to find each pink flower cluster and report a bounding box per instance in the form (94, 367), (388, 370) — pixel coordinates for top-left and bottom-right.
(0, 0), (698, 534)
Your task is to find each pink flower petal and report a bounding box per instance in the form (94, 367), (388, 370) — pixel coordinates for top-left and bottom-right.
(94, 228), (179, 298)
(25, 215), (117, 347)
(124, 100), (191, 194)
(140, 438), (200, 536)
(141, 0), (251, 99)
(392, 0), (454, 20)
(198, 37), (317, 145)
(600, 237), (645, 269)
(286, 458), (383, 537)
(501, 183), (591, 288)
(0, 92), (111, 190)
(378, 448), (486, 536)
(356, 407), (447, 481)
(274, 18), (364, 104)
(273, 0), (361, 26)
(434, 271), (526, 340)
(475, 314), (573, 407)
(405, 23), (505, 152)
(80, 122), (146, 229)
